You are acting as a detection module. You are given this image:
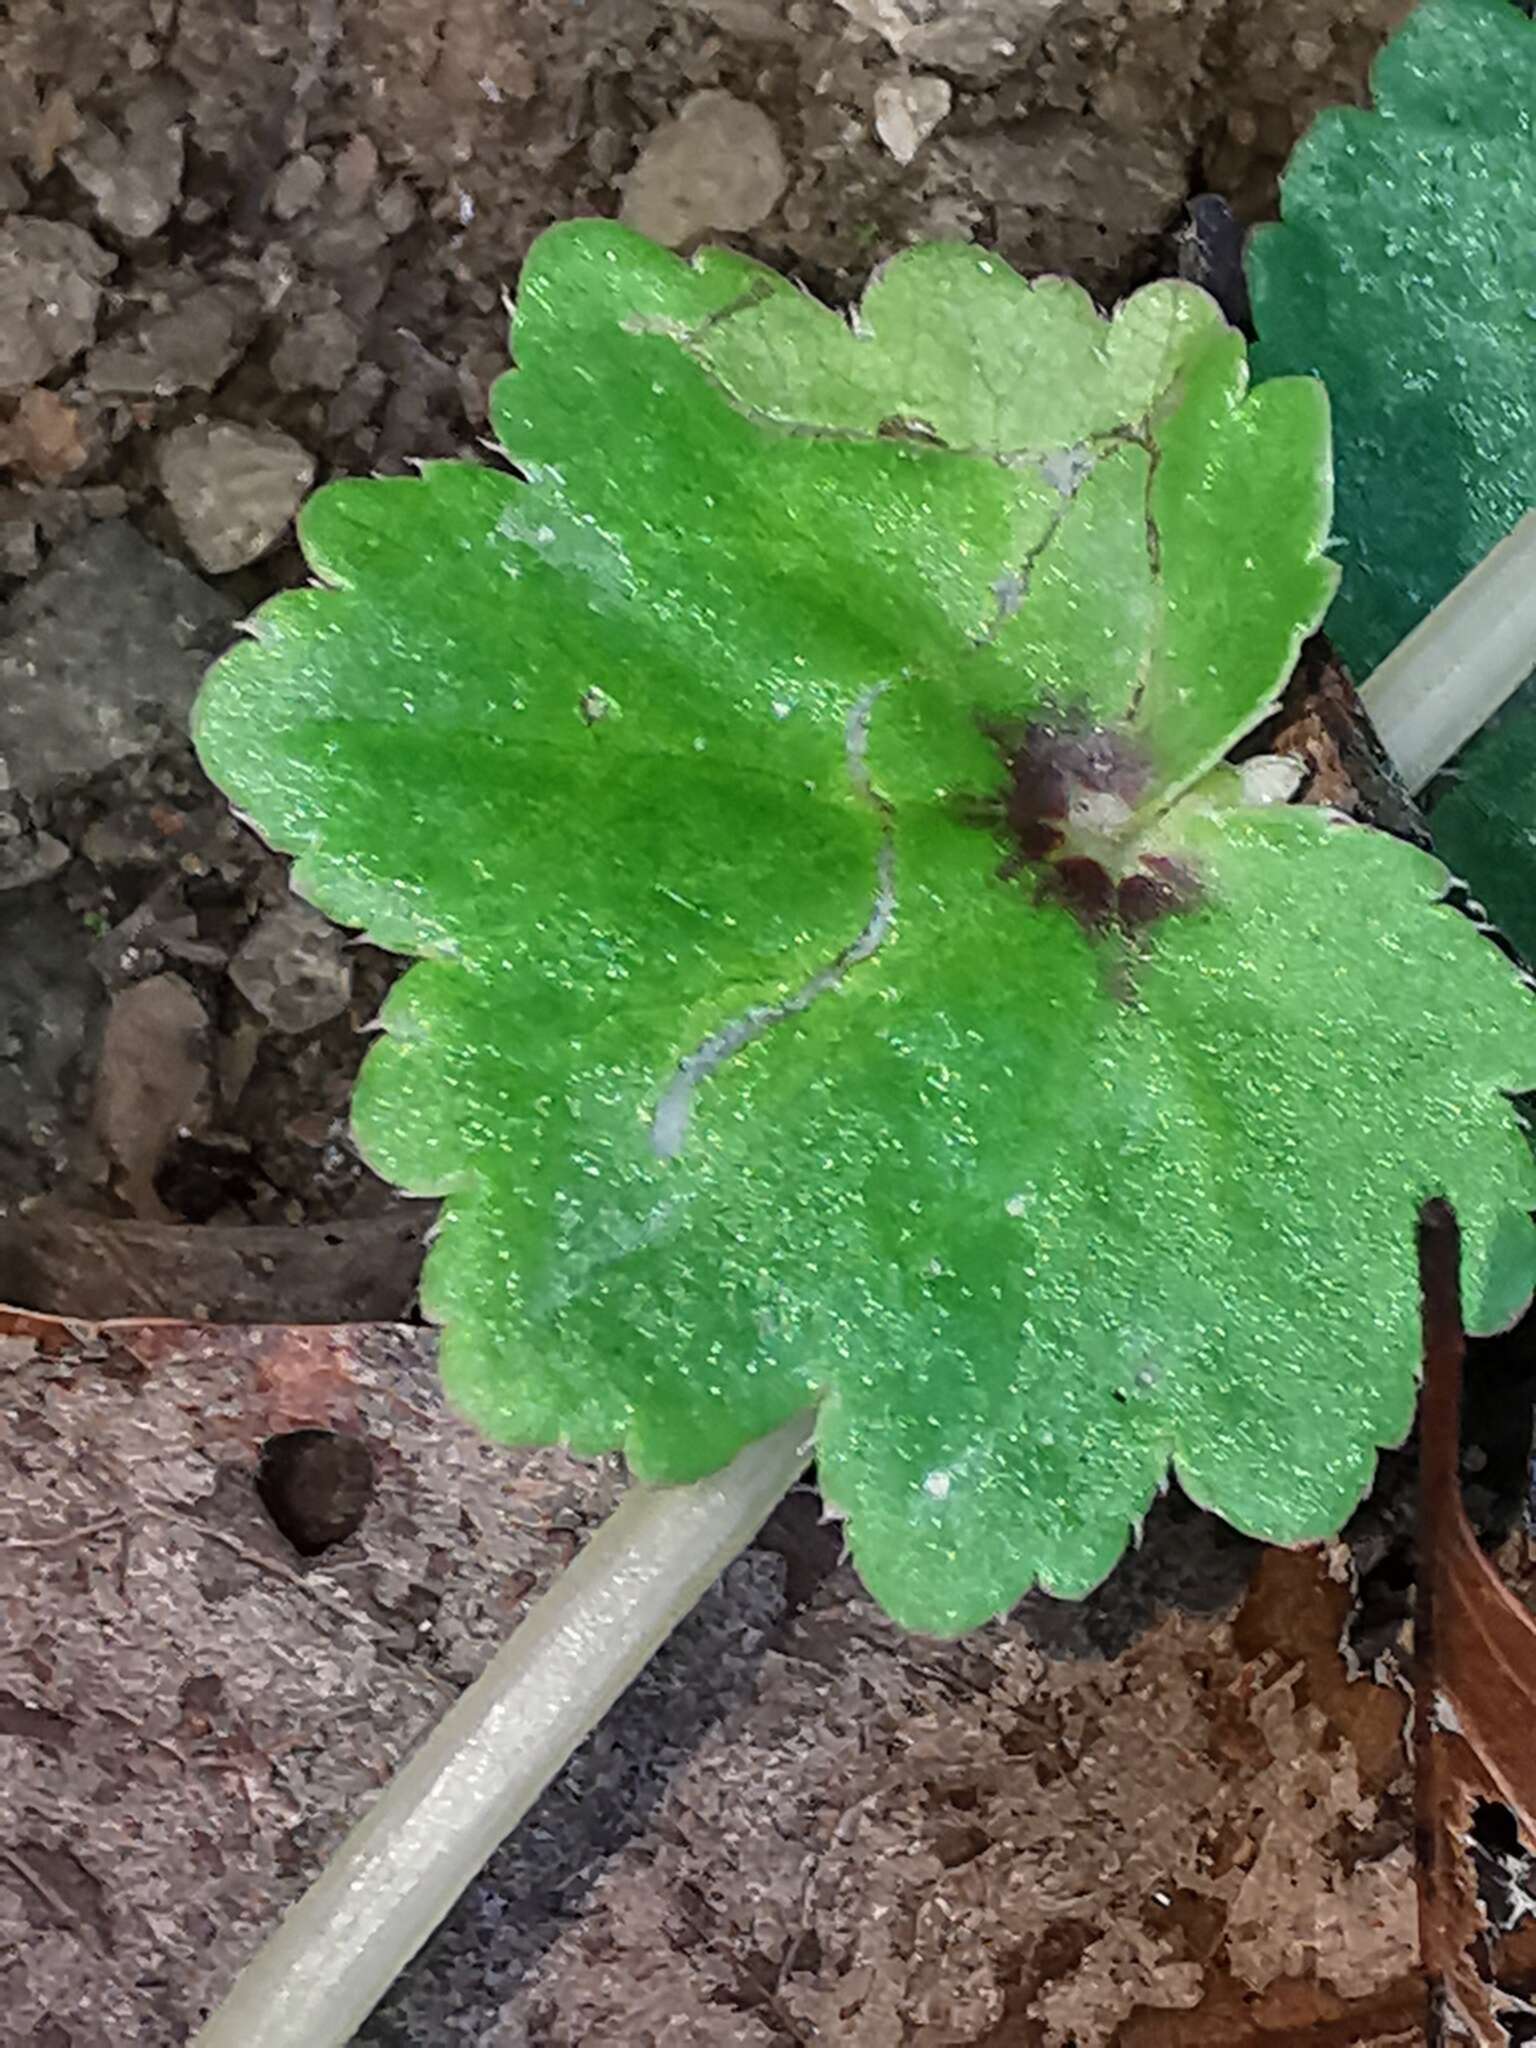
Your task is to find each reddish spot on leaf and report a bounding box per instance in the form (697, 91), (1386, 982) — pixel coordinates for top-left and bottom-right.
(1037, 853), (1119, 929)
(974, 715), (1204, 940)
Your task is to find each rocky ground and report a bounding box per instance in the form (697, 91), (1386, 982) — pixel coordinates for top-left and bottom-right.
(1, 0), (1415, 1314)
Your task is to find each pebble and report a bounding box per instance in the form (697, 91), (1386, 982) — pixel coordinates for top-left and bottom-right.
(688, 0), (798, 39)
(0, 827), (69, 892)
(874, 74), (953, 164)
(375, 181), (418, 237)
(837, 0), (1062, 73)
(0, 217), (116, 392)
(0, 387), (93, 482)
(270, 153), (326, 222)
(158, 420), (316, 573)
(230, 901), (354, 1036)
(64, 102), (185, 242)
(0, 518), (40, 579)
(0, 520), (233, 799)
(28, 88), (83, 178)
(333, 134), (380, 215)
(270, 296), (362, 394)
(94, 971), (209, 1219)
(621, 91), (788, 247)
(87, 284), (253, 398)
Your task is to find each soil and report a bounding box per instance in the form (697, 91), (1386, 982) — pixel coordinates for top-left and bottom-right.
(7, 2), (1532, 2045)
(24, 1305), (1536, 2046)
(1, 0), (1415, 1315)
(0, 1309), (1432, 2048)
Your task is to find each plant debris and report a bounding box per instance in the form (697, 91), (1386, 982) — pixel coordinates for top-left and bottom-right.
(1416, 1204), (1536, 2044)
(0, 1309), (625, 2047)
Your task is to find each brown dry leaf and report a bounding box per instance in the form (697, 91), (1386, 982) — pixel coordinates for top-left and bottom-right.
(1415, 1204), (1536, 2043)
(0, 1307), (623, 2045)
(1269, 635), (1428, 843)
(490, 1540), (1422, 2047)
(0, 1300), (1429, 2044)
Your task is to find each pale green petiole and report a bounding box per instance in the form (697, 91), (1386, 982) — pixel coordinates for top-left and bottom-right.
(1362, 510), (1536, 794)
(192, 1411), (814, 2048)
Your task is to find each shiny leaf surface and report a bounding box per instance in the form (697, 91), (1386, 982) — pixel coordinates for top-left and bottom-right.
(195, 222), (1536, 1633)
(1248, 0), (1536, 675)
(1430, 675), (1536, 965)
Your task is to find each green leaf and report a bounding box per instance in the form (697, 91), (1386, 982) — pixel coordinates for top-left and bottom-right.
(194, 221), (1536, 1635)
(817, 795), (1536, 1626)
(1247, 0), (1536, 676)
(579, 224), (1336, 807)
(1430, 675), (1536, 964)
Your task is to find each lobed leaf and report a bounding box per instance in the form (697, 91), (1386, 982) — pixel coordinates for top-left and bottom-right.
(1248, 0), (1536, 676)
(195, 221), (1536, 1634)
(1430, 677), (1536, 966)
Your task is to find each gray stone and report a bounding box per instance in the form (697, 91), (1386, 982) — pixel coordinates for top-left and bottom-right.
(375, 180), (419, 237)
(306, 213), (390, 276)
(332, 133), (380, 215)
(230, 900), (355, 1036)
(0, 218), (115, 392)
(158, 420), (316, 573)
(63, 101), (185, 242)
(0, 516), (40, 578)
(621, 91), (788, 247)
(837, 0), (1064, 73)
(0, 826), (69, 891)
(0, 520), (234, 800)
(269, 152), (326, 221)
(86, 283), (253, 397)
(873, 73), (953, 163)
(94, 971), (210, 1218)
(270, 294), (362, 394)
(684, 0), (798, 40)
(0, 889), (105, 1193)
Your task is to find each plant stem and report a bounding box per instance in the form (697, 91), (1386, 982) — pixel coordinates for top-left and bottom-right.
(1360, 509), (1536, 793)
(192, 1409), (815, 2048)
